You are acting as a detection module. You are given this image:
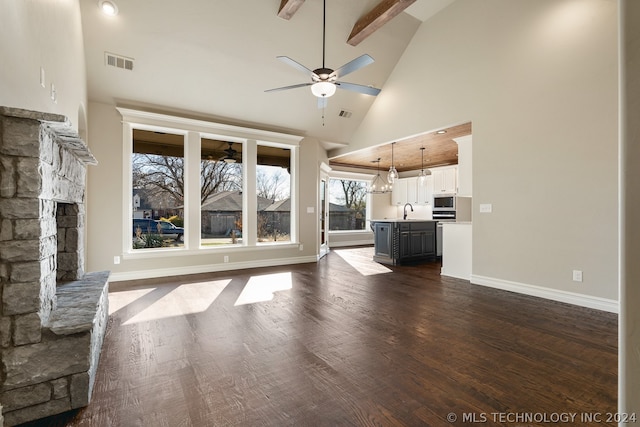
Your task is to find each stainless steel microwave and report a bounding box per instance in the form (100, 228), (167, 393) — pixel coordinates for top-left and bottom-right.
(433, 194), (455, 211)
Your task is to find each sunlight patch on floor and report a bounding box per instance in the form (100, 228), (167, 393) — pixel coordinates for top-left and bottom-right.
(334, 248), (392, 276)
(109, 288), (156, 315)
(122, 279), (231, 325)
(234, 272), (292, 306)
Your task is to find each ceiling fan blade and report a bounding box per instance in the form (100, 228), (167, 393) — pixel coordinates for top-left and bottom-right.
(265, 83), (312, 93)
(276, 56), (319, 78)
(335, 81), (381, 96)
(317, 97), (328, 109)
(331, 54), (374, 79)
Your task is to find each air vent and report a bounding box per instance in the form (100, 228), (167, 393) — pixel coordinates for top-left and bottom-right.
(105, 52), (134, 71)
(338, 109), (353, 118)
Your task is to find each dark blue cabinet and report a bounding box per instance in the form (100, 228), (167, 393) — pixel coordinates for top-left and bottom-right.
(373, 220), (437, 265)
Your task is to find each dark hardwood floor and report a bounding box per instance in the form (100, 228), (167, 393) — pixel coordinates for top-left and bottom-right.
(23, 247), (617, 426)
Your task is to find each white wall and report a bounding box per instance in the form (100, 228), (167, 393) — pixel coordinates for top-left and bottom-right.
(336, 0), (618, 308)
(85, 102), (323, 279)
(0, 0), (87, 132)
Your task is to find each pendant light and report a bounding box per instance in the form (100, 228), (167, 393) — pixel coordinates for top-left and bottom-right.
(418, 147), (431, 185)
(368, 158), (390, 194)
(387, 142), (398, 184)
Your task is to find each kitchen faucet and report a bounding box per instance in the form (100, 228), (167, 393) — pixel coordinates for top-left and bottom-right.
(403, 203), (414, 220)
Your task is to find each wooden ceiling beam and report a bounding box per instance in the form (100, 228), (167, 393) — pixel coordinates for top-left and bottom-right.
(277, 0), (306, 20)
(347, 0), (416, 46)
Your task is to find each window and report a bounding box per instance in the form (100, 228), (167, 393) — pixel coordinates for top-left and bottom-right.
(257, 145), (291, 243)
(121, 107), (301, 254)
(200, 138), (243, 246)
(328, 178), (368, 231)
(131, 129), (185, 250)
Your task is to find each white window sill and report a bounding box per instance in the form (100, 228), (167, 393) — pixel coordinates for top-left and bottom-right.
(123, 242), (300, 260)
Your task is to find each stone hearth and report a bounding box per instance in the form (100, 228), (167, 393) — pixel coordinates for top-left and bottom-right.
(0, 107), (109, 426)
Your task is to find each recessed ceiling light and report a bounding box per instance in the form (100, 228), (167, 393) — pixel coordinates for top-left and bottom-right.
(436, 130), (447, 134)
(99, 0), (118, 16)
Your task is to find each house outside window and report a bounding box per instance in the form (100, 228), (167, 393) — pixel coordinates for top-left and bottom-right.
(200, 138), (243, 246)
(257, 145), (291, 243)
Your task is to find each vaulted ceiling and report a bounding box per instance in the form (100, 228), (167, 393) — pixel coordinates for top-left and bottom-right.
(80, 0), (458, 169)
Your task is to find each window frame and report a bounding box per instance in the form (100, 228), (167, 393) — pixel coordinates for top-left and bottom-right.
(327, 170), (376, 234)
(118, 108), (302, 260)
(256, 141), (294, 245)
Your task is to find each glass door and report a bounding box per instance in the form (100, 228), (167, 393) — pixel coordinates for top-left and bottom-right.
(319, 174), (329, 258)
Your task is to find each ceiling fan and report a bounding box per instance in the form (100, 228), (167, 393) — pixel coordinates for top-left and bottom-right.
(265, 0), (381, 108)
(221, 142), (238, 163)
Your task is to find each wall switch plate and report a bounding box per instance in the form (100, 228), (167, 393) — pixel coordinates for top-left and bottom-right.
(50, 83), (57, 103)
(307, 207), (314, 214)
(480, 203), (492, 213)
(299, 244), (304, 251)
(113, 256), (120, 265)
(40, 67), (45, 88)
(572, 270), (583, 282)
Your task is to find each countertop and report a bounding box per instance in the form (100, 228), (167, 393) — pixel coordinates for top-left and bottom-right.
(441, 221), (472, 225)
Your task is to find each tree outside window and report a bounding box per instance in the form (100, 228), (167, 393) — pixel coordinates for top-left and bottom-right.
(131, 131), (188, 249)
(131, 129), (295, 249)
(328, 178), (368, 231)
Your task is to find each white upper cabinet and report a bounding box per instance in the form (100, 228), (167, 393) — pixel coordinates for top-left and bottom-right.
(454, 135), (472, 197)
(406, 177), (419, 204)
(431, 166), (457, 194)
(391, 178), (408, 206)
(392, 176), (433, 206)
(416, 175), (433, 205)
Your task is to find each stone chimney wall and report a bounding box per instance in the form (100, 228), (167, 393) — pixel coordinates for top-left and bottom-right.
(0, 107), (109, 426)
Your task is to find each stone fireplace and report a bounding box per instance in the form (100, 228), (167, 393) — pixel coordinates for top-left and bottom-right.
(0, 107), (109, 426)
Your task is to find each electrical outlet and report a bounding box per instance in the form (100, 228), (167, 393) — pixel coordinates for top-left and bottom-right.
(50, 83), (57, 103)
(113, 256), (120, 265)
(572, 270), (583, 282)
(299, 244), (304, 251)
(224, 255), (229, 263)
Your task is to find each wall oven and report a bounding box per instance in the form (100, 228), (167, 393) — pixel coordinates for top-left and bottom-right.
(432, 210), (456, 221)
(433, 194), (456, 212)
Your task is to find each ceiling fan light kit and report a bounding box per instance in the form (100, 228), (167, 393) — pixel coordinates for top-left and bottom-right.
(98, 0), (118, 16)
(311, 81), (336, 98)
(266, 0), (381, 108)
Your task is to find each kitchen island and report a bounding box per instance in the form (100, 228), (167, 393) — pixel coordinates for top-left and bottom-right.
(371, 219), (438, 265)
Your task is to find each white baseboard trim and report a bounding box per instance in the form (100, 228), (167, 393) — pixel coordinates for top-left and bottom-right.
(110, 255), (318, 282)
(441, 268), (470, 281)
(328, 239), (374, 248)
(470, 274), (619, 314)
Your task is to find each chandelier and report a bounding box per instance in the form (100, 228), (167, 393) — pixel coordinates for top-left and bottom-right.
(368, 158), (390, 194)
